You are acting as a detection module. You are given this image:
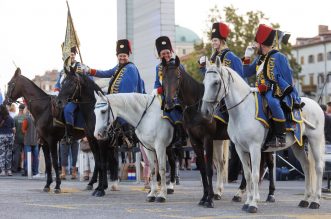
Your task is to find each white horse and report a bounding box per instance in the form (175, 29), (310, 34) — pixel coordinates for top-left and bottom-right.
(201, 58), (325, 213)
(93, 92), (173, 202)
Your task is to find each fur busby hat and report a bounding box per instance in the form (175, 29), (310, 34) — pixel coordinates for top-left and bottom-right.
(155, 36), (173, 55)
(255, 24), (276, 46)
(116, 39), (132, 56)
(211, 22), (230, 40)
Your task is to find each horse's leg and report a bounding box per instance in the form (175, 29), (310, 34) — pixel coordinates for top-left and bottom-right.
(235, 146), (253, 212)
(213, 140), (224, 200)
(233, 174), (246, 202)
(109, 145), (119, 191)
(87, 137), (101, 195)
(95, 139), (108, 197)
(247, 145), (261, 213)
(265, 152), (276, 202)
(145, 149), (157, 202)
(42, 143), (53, 192)
(155, 144), (167, 202)
(166, 146), (176, 194)
(307, 136), (324, 209)
(291, 144), (311, 208)
(50, 141), (61, 193)
(203, 136), (215, 208)
(191, 141), (209, 206)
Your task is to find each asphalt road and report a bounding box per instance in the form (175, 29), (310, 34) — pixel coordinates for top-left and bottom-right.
(0, 172), (331, 219)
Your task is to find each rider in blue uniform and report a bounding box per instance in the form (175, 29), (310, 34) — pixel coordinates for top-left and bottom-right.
(243, 24), (301, 147)
(199, 22), (243, 78)
(54, 46), (87, 143)
(154, 36), (187, 147)
(88, 39), (146, 125)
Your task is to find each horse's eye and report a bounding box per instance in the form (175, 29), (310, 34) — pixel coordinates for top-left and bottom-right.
(101, 109), (107, 114)
(214, 81), (220, 86)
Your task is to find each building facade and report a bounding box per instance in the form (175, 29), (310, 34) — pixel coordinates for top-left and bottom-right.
(117, 0), (175, 92)
(175, 25), (202, 57)
(32, 69), (58, 94)
(292, 25), (331, 103)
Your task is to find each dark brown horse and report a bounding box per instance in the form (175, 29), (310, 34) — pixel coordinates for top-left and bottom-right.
(161, 57), (276, 207)
(5, 68), (103, 195)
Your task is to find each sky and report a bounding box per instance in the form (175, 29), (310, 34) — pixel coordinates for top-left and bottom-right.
(0, 0), (330, 93)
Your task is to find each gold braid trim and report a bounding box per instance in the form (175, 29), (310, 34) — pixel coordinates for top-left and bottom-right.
(158, 64), (163, 84)
(109, 67), (125, 94)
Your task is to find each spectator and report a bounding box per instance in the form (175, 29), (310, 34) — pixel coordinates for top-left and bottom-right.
(8, 103), (16, 118)
(79, 137), (94, 181)
(0, 88), (3, 105)
(321, 104), (331, 144)
(12, 104), (26, 173)
(327, 102), (331, 115)
(0, 104), (15, 176)
(60, 138), (79, 180)
(22, 110), (39, 176)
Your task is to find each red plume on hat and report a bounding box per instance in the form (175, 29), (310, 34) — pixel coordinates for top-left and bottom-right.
(255, 24), (276, 46)
(211, 22), (230, 40)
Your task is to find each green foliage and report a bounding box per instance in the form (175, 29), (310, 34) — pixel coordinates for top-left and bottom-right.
(181, 5), (301, 80)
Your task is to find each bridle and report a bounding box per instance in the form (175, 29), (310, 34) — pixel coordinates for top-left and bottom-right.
(95, 98), (115, 139)
(63, 75), (82, 103)
(203, 66), (251, 113)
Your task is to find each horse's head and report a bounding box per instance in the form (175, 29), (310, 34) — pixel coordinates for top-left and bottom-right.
(162, 55), (181, 110)
(201, 57), (228, 120)
(57, 72), (82, 108)
(94, 91), (116, 140)
(6, 68), (23, 104)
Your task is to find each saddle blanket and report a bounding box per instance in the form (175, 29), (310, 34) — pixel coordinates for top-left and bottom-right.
(53, 110), (85, 130)
(255, 92), (303, 146)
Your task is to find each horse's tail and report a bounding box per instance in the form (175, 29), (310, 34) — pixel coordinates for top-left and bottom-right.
(222, 140), (229, 184)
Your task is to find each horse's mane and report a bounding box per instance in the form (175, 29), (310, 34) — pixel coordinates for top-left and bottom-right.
(20, 75), (49, 97)
(221, 66), (251, 91)
(181, 68), (204, 101)
(77, 73), (103, 94)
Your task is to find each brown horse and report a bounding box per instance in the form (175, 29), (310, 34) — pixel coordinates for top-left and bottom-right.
(161, 56), (276, 207)
(5, 68), (103, 195)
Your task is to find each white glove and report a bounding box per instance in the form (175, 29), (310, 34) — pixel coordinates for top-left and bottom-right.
(81, 64), (90, 74)
(244, 46), (255, 58)
(199, 56), (207, 65)
(52, 91), (59, 96)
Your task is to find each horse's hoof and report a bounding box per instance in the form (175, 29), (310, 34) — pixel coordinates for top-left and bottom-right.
(54, 189), (61, 194)
(92, 190), (98, 196)
(242, 204), (249, 211)
(95, 190), (105, 197)
(85, 185), (93, 191)
(266, 195), (275, 203)
(167, 189), (174, 194)
(204, 201), (214, 208)
(43, 187), (50, 192)
(156, 197), (166, 203)
(198, 200), (206, 206)
(214, 194), (222, 200)
(298, 200), (309, 208)
(146, 196), (156, 202)
(232, 196), (242, 202)
(247, 206), (258, 213)
(309, 202), (320, 209)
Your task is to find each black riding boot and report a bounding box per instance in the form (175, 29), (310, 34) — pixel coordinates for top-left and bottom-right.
(266, 121), (286, 148)
(65, 124), (74, 144)
(173, 124), (187, 147)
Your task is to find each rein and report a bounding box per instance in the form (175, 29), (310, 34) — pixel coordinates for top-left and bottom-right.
(135, 95), (156, 129)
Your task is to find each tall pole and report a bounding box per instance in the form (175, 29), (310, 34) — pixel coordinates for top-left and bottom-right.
(66, 1), (83, 64)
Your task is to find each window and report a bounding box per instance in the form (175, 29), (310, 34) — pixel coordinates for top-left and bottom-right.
(328, 72), (331, 83)
(182, 49), (186, 55)
(318, 73), (324, 87)
(308, 55), (314, 63)
(309, 73), (314, 85)
(300, 56), (304, 64)
(328, 52), (331, 60)
(180, 36), (186, 42)
(317, 53), (324, 62)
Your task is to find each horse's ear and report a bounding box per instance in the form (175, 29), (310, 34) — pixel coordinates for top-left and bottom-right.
(175, 55), (180, 67)
(14, 68), (21, 76)
(161, 57), (167, 67)
(206, 57), (211, 68)
(216, 56), (221, 68)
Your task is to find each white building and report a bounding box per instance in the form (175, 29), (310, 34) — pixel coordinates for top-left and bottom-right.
(117, 0), (175, 93)
(175, 25), (202, 57)
(292, 25), (331, 103)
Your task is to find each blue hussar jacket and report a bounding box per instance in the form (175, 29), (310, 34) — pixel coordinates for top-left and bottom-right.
(200, 49), (243, 78)
(54, 61), (91, 91)
(94, 62), (145, 94)
(243, 50), (296, 98)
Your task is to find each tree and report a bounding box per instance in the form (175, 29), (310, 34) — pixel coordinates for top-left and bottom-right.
(181, 5), (301, 81)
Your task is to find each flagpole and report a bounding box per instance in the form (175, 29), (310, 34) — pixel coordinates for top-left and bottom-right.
(66, 0), (83, 64)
